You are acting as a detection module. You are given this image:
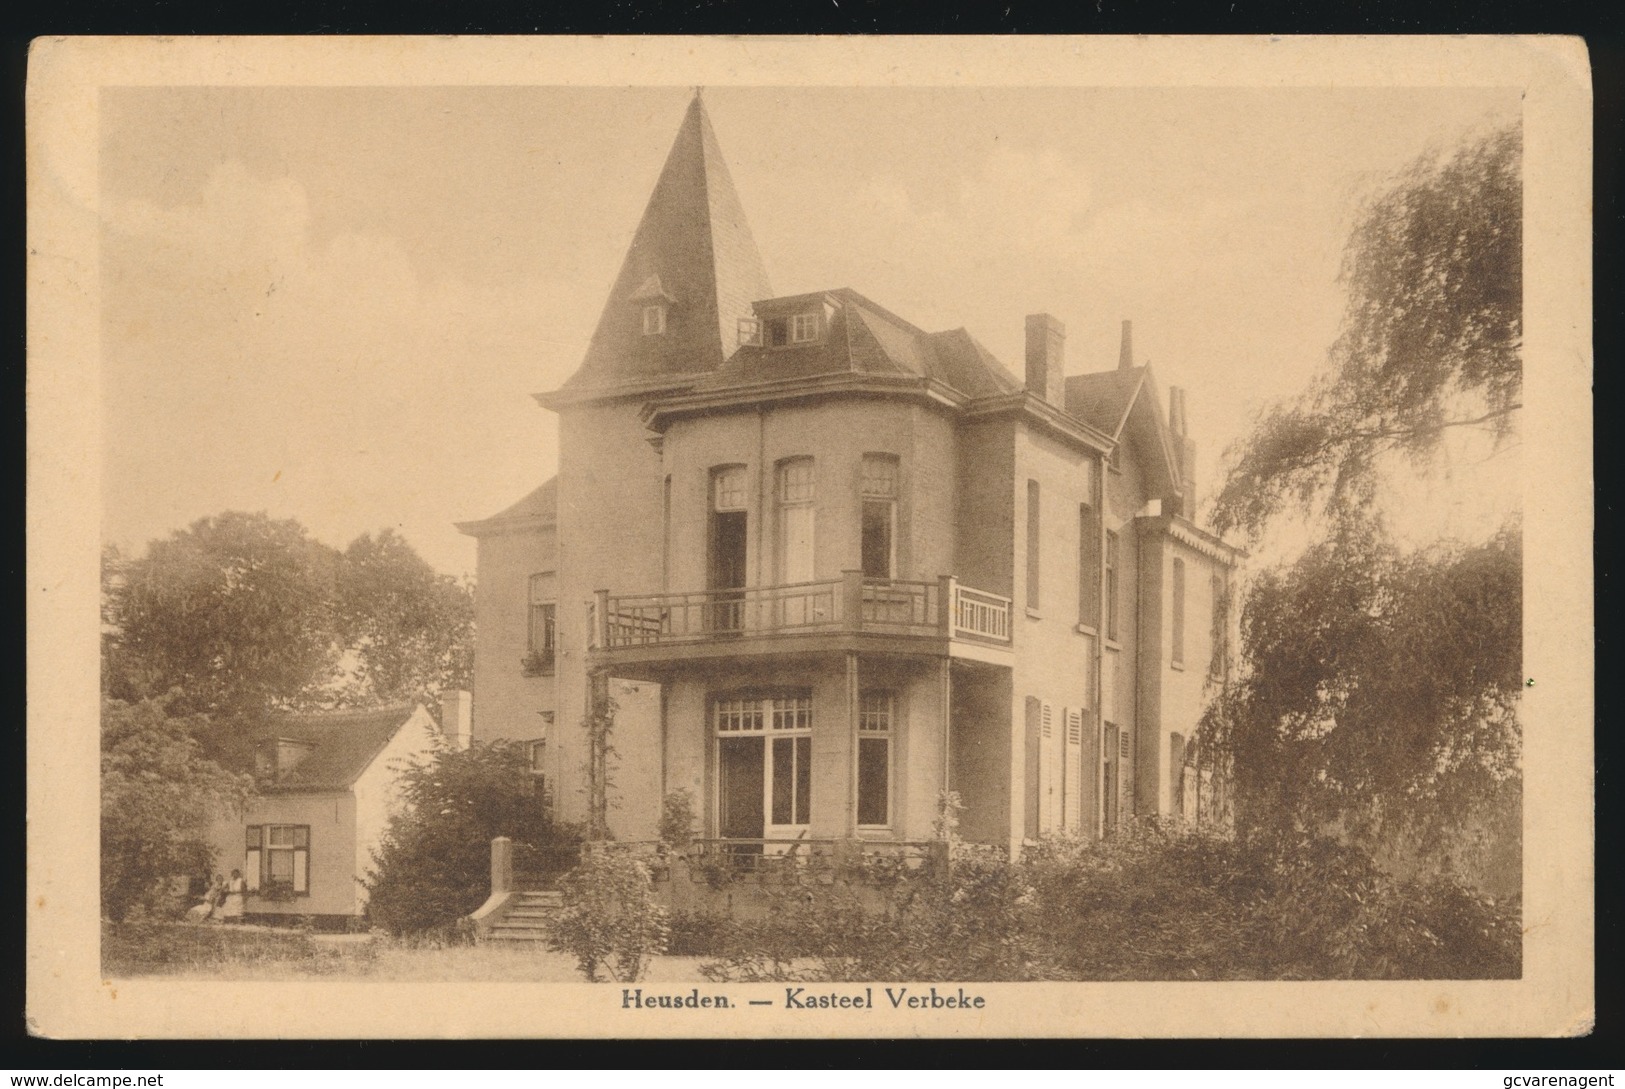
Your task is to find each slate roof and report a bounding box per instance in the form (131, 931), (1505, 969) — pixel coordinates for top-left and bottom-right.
(696, 288), (1022, 401)
(1065, 366), (1148, 439)
(457, 477), (557, 535)
(563, 94), (773, 391)
(206, 704), (425, 794)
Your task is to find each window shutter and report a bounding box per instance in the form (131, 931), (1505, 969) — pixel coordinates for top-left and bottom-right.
(293, 826), (310, 894)
(1063, 707), (1084, 830)
(1039, 701), (1059, 834)
(244, 825), (262, 891)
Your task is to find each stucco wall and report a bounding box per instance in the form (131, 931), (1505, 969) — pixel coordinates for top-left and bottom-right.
(1007, 422), (1100, 847)
(209, 792), (358, 917)
(554, 402), (668, 834)
(471, 525), (557, 744)
(660, 397), (959, 591)
(352, 707), (441, 905)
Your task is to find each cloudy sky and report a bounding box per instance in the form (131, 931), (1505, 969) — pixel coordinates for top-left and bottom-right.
(100, 84), (1519, 576)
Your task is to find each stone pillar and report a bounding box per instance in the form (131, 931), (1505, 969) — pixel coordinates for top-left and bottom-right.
(491, 836), (513, 897)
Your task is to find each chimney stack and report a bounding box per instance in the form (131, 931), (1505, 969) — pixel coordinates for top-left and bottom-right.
(439, 690), (472, 750)
(1024, 313), (1066, 408)
(1118, 319), (1134, 371)
(1168, 386), (1199, 516)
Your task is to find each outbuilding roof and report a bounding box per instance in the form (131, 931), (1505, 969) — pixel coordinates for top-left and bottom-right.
(206, 704), (427, 794)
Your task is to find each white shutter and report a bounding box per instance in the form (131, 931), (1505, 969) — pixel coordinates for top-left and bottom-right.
(1063, 707), (1084, 829)
(1039, 701), (1058, 834)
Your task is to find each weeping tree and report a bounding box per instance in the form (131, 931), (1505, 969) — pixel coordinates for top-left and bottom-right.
(1211, 124), (1521, 540)
(1202, 124), (1523, 883)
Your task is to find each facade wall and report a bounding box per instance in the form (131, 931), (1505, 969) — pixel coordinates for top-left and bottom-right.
(1102, 443), (1150, 827)
(209, 792), (359, 917)
(1007, 422), (1101, 848)
(1135, 530), (1232, 820)
(471, 524), (557, 744)
(352, 708), (441, 905)
(660, 398), (959, 591)
(555, 402), (668, 838)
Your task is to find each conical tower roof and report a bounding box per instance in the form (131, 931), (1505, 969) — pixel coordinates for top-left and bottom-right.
(563, 94), (773, 390)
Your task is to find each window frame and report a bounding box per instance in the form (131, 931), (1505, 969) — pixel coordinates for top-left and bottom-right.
(642, 304), (667, 336)
(776, 457), (816, 584)
(857, 690), (895, 829)
(713, 693), (814, 832)
(1105, 530), (1121, 641)
(1171, 557), (1186, 668)
(1026, 480), (1042, 612)
(791, 312), (821, 343)
(245, 823), (310, 897)
(860, 454), (899, 581)
(527, 575), (557, 673)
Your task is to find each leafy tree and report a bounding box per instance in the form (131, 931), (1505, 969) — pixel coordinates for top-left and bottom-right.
(333, 529), (474, 707)
(1201, 523), (1522, 861)
(103, 513), (474, 719)
(1201, 124), (1523, 883)
(363, 740), (578, 935)
(102, 512), (341, 716)
(101, 695), (252, 922)
(1212, 124), (1520, 540)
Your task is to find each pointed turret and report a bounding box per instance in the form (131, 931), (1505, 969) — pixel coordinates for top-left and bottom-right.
(563, 93), (773, 390)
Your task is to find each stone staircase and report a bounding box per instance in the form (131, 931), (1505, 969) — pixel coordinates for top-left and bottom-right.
(484, 890), (562, 943)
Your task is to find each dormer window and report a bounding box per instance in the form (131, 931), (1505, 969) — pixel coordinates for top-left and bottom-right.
(642, 305), (667, 336)
(766, 317), (789, 347)
(791, 313), (821, 343)
(738, 318), (762, 347)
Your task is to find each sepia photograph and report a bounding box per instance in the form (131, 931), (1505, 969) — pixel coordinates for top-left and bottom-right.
(27, 36), (1593, 1038)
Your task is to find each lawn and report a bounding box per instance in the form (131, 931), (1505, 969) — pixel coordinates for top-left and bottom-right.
(101, 922), (711, 982)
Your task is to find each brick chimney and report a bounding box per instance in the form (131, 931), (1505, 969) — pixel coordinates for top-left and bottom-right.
(1118, 319), (1134, 370)
(439, 689), (472, 750)
(1169, 386), (1198, 515)
(1024, 313), (1066, 408)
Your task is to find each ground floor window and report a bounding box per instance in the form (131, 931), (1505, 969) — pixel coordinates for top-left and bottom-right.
(245, 824), (309, 895)
(715, 694), (812, 838)
(857, 691), (894, 827)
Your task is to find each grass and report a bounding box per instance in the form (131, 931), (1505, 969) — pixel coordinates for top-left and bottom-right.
(101, 921), (711, 982)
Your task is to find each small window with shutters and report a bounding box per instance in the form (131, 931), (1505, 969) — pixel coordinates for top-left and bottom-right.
(247, 824), (309, 895)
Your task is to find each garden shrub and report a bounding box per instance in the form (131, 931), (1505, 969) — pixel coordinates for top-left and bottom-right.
(363, 739), (580, 936)
(549, 844), (670, 982)
(697, 821), (1518, 982)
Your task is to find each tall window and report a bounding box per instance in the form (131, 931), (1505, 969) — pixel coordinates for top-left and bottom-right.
(1171, 558), (1186, 667)
(642, 304), (666, 336)
(1078, 498), (1101, 628)
(244, 824), (309, 895)
(716, 695), (812, 834)
(528, 575), (556, 671)
(777, 458), (816, 584)
(1105, 530), (1120, 640)
(861, 454), (898, 580)
(1026, 480), (1042, 611)
(1209, 572), (1228, 679)
(857, 692), (894, 827)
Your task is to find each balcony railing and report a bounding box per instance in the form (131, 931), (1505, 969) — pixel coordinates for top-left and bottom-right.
(587, 572), (1012, 651)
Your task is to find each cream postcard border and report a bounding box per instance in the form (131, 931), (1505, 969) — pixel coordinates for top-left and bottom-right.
(25, 34), (1594, 1039)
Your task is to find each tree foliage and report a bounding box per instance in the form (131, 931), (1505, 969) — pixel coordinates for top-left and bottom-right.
(333, 529), (474, 707)
(363, 740), (578, 936)
(103, 512), (473, 719)
(1200, 523), (1522, 862)
(101, 695), (252, 922)
(1212, 124), (1521, 540)
(103, 513), (340, 717)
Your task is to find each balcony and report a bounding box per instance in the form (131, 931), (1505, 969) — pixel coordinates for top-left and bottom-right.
(586, 571), (1012, 673)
